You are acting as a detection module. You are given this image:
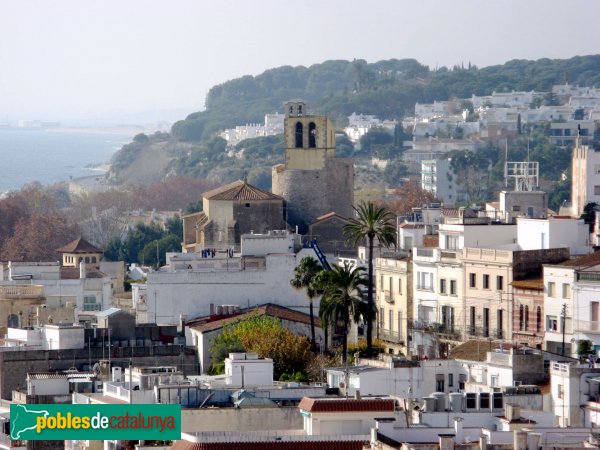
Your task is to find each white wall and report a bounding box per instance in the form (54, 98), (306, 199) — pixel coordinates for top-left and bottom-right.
(225, 354), (273, 386)
(517, 218), (589, 254)
(543, 266), (576, 356)
(438, 224), (517, 250)
(43, 325), (85, 350)
(144, 253), (312, 325)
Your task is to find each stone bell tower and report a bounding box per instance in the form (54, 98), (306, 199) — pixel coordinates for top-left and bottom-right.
(272, 100), (354, 232)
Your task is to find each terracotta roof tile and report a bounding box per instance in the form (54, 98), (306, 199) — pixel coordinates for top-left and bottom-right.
(399, 223), (425, 229)
(203, 180), (283, 201)
(309, 212), (350, 225)
(189, 303), (320, 333)
(511, 278), (543, 290)
(298, 397), (395, 413)
(56, 238), (102, 254)
(558, 251), (600, 268)
(450, 339), (516, 362)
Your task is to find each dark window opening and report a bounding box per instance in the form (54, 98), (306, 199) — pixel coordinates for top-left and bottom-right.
(295, 122), (303, 148)
(309, 122), (317, 148)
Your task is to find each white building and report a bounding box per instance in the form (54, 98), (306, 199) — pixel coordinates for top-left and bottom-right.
(224, 353), (273, 386)
(421, 158), (464, 204)
(5, 323), (84, 350)
(517, 217), (590, 255)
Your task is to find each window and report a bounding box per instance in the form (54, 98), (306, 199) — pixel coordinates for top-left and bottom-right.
(308, 122), (316, 148)
(547, 315), (558, 331)
(557, 384), (564, 399)
(483, 308), (490, 337)
(497, 310), (503, 339)
(448, 373), (454, 387)
(525, 306), (529, 331)
(417, 272), (433, 290)
(436, 374), (445, 392)
(562, 283), (571, 299)
(440, 279), (447, 295)
(450, 280), (457, 296)
(519, 305), (524, 331)
(380, 275), (384, 290)
(388, 310), (393, 332)
(469, 306), (476, 334)
(397, 311), (403, 339)
(536, 306), (542, 332)
(512, 205), (521, 212)
(446, 235), (459, 250)
(548, 282), (555, 297)
(491, 374), (499, 387)
(496, 276), (503, 291)
(295, 122), (303, 148)
(469, 273), (476, 288)
(379, 307), (384, 329)
(442, 306), (454, 332)
(483, 274), (490, 289)
(398, 278), (402, 294)
(83, 295), (101, 311)
(595, 185), (600, 196)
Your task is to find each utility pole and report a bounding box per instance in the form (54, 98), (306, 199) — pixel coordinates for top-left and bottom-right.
(561, 303), (567, 357)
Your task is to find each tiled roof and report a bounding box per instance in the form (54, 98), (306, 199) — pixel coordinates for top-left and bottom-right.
(511, 278), (543, 291)
(298, 397), (395, 413)
(309, 212), (350, 225)
(189, 303), (320, 333)
(28, 371), (95, 380)
(56, 238), (102, 254)
(171, 441), (366, 450)
(203, 180), (283, 201)
(60, 267), (80, 279)
(558, 251), (600, 268)
(442, 208), (459, 217)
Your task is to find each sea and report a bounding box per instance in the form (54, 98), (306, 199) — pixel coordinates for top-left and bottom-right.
(0, 128), (135, 193)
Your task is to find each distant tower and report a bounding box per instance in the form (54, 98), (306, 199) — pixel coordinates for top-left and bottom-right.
(272, 101), (354, 232)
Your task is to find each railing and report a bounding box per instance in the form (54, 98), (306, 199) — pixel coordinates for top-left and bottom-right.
(415, 248), (434, 258)
(440, 250), (458, 260)
(468, 325), (504, 339)
(577, 272), (600, 282)
(574, 320), (600, 333)
(383, 290), (393, 304)
(0, 285), (44, 299)
(379, 329), (404, 344)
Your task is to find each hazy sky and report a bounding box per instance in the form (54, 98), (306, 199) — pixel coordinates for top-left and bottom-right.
(1, 0), (599, 124)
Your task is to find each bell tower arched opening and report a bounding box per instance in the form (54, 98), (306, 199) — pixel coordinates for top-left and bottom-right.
(309, 122), (317, 148)
(295, 122), (303, 148)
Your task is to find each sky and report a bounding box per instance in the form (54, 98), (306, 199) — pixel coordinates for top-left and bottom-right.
(1, 0), (599, 126)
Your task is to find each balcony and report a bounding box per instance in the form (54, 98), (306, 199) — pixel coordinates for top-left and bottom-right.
(383, 290), (393, 304)
(577, 272), (600, 283)
(379, 329), (404, 344)
(575, 320), (600, 333)
(0, 285), (44, 299)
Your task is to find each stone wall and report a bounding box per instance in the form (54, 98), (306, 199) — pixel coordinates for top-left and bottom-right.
(272, 158), (354, 232)
(181, 406), (302, 433)
(309, 215), (352, 255)
(0, 346), (198, 400)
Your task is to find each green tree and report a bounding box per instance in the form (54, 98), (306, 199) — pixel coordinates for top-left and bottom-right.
(290, 257), (322, 346)
(318, 263), (368, 364)
(165, 215), (183, 241)
(343, 201), (396, 356)
(209, 315), (311, 379)
(383, 158), (408, 187)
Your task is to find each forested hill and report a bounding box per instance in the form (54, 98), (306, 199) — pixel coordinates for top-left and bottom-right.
(171, 55), (600, 141)
(109, 55), (600, 185)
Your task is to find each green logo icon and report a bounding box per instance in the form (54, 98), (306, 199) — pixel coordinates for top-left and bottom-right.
(10, 404), (181, 441)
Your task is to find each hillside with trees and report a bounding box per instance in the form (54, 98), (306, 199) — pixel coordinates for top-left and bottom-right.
(108, 55), (600, 188)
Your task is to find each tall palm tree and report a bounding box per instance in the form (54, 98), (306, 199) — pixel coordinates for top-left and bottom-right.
(343, 201), (396, 356)
(319, 262), (368, 363)
(291, 256), (321, 346)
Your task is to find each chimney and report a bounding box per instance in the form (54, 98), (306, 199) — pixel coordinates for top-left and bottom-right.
(209, 303), (215, 316)
(513, 430), (527, 450)
(479, 434), (487, 450)
(354, 389), (361, 400)
(505, 403), (521, 422)
(454, 417), (464, 442)
(438, 434), (455, 450)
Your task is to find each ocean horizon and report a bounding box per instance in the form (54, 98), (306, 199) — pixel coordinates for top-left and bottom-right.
(0, 128), (136, 193)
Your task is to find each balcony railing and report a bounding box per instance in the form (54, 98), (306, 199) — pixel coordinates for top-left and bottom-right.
(416, 248), (434, 258)
(383, 290), (393, 304)
(577, 272), (600, 282)
(468, 325), (504, 339)
(0, 285), (44, 299)
(379, 329), (404, 344)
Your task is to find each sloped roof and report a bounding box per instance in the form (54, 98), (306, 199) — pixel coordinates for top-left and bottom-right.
(56, 238), (101, 254)
(203, 180), (283, 201)
(450, 339), (516, 362)
(298, 397), (395, 413)
(558, 251), (600, 268)
(399, 223), (425, 229)
(309, 212), (350, 226)
(511, 278), (543, 291)
(189, 303), (320, 333)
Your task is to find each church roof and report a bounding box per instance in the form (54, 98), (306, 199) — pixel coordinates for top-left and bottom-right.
(202, 180), (283, 202)
(55, 238), (101, 254)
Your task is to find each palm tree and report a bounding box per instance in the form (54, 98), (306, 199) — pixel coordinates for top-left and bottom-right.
(319, 262), (368, 364)
(290, 256), (321, 346)
(343, 201), (396, 356)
